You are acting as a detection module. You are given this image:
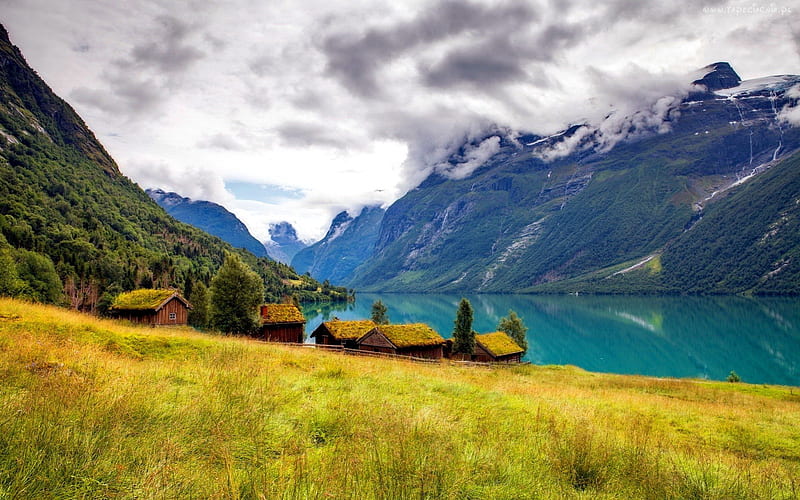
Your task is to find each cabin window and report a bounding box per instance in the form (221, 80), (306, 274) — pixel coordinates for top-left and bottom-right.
(169, 312), (176, 320)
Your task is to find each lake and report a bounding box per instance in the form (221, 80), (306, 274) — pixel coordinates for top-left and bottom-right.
(302, 294), (800, 386)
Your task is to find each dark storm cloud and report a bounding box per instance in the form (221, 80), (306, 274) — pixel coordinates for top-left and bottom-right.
(71, 15), (206, 116)
(320, 0), (538, 96)
(421, 22), (583, 89)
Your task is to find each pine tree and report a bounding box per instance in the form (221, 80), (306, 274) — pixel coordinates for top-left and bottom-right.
(452, 298), (475, 355)
(210, 253), (264, 334)
(370, 300), (389, 325)
(188, 281), (210, 329)
(498, 310), (528, 354)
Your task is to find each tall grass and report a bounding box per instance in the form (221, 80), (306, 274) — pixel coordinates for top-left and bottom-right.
(1, 297), (799, 498)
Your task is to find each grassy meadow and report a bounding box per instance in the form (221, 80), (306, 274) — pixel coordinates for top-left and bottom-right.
(1, 297), (799, 499)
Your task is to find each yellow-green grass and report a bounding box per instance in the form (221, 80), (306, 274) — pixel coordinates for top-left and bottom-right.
(1, 297), (799, 499)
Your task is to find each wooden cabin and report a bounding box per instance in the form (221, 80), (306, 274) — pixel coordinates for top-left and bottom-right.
(473, 331), (524, 363)
(357, 323), (445, 359)
(310, 319), (376, 348)
(259, 304), (306, 343)
(110, 289), (191, 326)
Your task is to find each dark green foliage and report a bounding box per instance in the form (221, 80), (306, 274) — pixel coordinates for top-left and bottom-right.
(210, 254), (264, 335)
(0, 247), (21, 296)
(727, 371), (741, 383)
(370, 300), (389, 325)
(188, 282), (210, 329)
(13, 249), (62, 303)
(452, 298), (475, 355)
(498, 310), (528, 354)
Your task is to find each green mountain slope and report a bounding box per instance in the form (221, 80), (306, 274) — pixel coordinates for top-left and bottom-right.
(292, 206), (384, 284)
(0, 25), (346, 308)
(346, 66), (800, 294)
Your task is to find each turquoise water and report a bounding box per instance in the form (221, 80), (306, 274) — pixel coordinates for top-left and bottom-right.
(302, 294), (800, 386)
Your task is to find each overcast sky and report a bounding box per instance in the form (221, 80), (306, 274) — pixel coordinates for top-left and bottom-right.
(2, 0), (798, 241)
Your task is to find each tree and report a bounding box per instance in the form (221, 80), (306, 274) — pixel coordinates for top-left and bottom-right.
(188, 281), (210, 329)
(210, 253), (264, 334)
(498, 310), (528, 355)
(452, 298), (475, 355)
(370, 300), (389, 325)
(0, 248), (22, 297)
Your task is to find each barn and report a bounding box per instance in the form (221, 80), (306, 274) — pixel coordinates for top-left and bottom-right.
(310, 319), (376, 348)
(259, 304), (306, 343)
(473, 332), (524, 363)
(110, 289), (191, 326)
(357, 323), (445, 359)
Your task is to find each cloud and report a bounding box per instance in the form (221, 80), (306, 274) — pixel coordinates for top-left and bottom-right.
(275, 121), (360, 149)
(71, 14), (207, 117)
(197, 133), (246, 151)
(128, 159), (231, 205)
(435, 135), (502, 179)
(319, 0), (538, 97)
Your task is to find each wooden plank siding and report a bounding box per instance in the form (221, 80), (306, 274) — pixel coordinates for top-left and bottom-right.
(262, 324), (304, 343)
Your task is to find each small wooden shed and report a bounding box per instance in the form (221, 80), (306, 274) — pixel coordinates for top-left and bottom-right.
(259, 304), (306, 343)
(310, 319), (376, 348)
(110, 289), (191, 326)
(357, 323), (445, 359)
(473, 332), (524, 363)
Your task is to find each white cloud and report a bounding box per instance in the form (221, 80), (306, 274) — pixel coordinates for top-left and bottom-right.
(2, 0), (798, 240)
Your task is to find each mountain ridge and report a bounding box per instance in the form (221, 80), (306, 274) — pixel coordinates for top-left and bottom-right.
(317, 63), (800, 294)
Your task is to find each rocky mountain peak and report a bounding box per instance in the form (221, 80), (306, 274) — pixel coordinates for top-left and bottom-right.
(692, 62), (741, 91)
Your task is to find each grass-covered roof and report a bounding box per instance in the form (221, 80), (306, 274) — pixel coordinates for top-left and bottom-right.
(476, 332), (523, 357)
(261, 304), (305, 324)
(111, 290), (185, 311)
(315, 319), (376, 340)
(372, 324), (444, 348)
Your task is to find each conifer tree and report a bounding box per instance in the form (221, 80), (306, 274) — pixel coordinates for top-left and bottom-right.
(188, 281), (210, 329)
(370, 300), (389, 325)
(210, 253), (264, 334)
(498, 310), (528, 354)
(452, 298), (475, 355)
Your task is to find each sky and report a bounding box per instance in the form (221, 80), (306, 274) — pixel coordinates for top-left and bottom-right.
(2, 0), (799, 242)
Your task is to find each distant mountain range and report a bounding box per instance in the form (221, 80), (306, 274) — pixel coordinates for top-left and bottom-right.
(304, 63), (800, 294)
(147, 189), (308, 264)
(146, 188), (269, 257)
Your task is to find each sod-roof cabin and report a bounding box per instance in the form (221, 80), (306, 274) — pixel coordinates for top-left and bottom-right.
(357, 323), (445, 359)
(310, 319), (376, 348)
(110, 289), (191, 326)
(473, 332), (524, 363)
(259, 304), (306, 343)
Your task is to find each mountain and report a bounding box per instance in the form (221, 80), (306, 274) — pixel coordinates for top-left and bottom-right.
(331, 63), (800, 294)
(146, 188), (268, 258)
(292, 206), (385, 284)
(263, 222), (307, 264)
(0, 24), (349, 308)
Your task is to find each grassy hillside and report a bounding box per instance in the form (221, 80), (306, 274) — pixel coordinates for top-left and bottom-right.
(1, 298), (798, 498)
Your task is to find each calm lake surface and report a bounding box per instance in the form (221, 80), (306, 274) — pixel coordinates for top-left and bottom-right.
(302, 294), (800, 386)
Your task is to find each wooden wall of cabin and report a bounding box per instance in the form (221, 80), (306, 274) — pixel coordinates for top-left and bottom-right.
(262, 324), (304, 343)
(153, 298), (188, 325)
(399, 345), (443, 360)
